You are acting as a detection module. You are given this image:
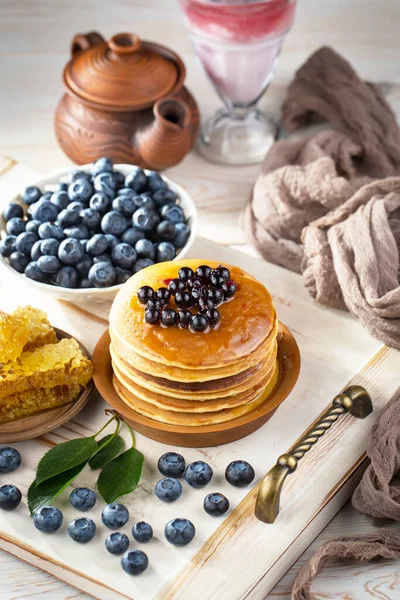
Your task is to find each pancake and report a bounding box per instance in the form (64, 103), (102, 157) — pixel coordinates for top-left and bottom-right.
(113, 362), (279, 426)
(109, 260), (276, 369)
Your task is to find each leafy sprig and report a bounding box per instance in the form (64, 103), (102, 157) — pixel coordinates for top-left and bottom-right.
(27, 411), (143, 515)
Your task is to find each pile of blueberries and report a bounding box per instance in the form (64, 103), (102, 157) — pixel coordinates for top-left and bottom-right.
(0, 157), (191, 289)
(0, 446), (254, 577)
(138, 264), (237, 332)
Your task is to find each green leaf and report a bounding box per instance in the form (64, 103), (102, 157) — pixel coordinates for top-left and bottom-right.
(97, 447), (144, 504)
(36, 437), (98, 485)
(28, 462), (87, 515)
(89, 434), (124, 470)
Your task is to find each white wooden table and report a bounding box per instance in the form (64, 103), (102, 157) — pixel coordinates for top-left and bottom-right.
(1, 0), (400, 598)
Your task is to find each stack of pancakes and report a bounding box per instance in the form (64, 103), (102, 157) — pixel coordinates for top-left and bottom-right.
(109, 260), (279, 427)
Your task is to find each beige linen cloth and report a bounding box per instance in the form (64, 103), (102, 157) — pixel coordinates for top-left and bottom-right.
(245, 47), (400, 348)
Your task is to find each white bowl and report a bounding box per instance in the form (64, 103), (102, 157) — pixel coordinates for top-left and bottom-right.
(0, 164), (197, 302)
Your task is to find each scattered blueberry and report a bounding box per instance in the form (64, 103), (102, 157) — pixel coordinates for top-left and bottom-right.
(21, 185), (41, 205)
(0, 447), (21, 473)
(203, 493), (229, 516)
(105, 532), (130, 555)
(69, 488), (97, 511)
(101, 503), (129, 530)
(165, 518), (195, 546)
(185, 461), (213, 488)
(132, 521), (153, 543)
(121, 549), (149, 576)
(89, 262), (116, 287)
(156, 241), (175, 262)
(158, 452), (186, 478)
(34, 506), (63, 533)
(58, 238), (84, 265)
(3, 202), (23, 222)
(68, 517), (96, 543)
(6, 217), (26, 236)
(0, 484), (21, 511)
(225, 460), (255, 487)
(155, 477), (182, 503)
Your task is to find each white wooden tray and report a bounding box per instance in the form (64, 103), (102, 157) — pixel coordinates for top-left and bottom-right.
(0, 161), (399, 600)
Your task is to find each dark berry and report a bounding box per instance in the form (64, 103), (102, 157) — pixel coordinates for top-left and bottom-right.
(132, 521), (153, 543)
(137, 286), (155, 304)
(216, 265), (230, 281)
(158, 452), (186, 478)
(206, 308), (220, 327)
(135, 239), (155, 260)
(156, 287), (171, 303)
(196, 265), (212, 283)
(125, 169), (147, 193)
(156, 220), (176, 241)
(198, 296), (215, 313)
(203, 493), (229, 516)
(111, 243), (137, 269)
(132, 207), (159, 232)
(152, 189), (177, 208)
(156, 241), (175, 262)
(209, 273), (226, 288)
(88, 262), (116, 288)
(165, 518), (195, 546)
(148, 172), (167, 192)
(25, 261), (48, 283)
(206, 287), (224, 306)
(121, 549), (149, 576)
(132, 193), (155, 210)
(178, 267), (195, 282)
(121, 228), (144, 246)
(187, 277), (202, 292)
(0, 484), (21, 511)
(185, 461), (213, 488)
(225, 460), (255, 487)
(133, 258), (154, 272)
(0, 236), (17, 257)
(115, 267), (131, 284)
(21, 186), (41, 206)
(9, 252), (29, 273)
(222, 280), (237, 299)
(178, 309), (192, 328)
(3, 203), (23, 222)
(53, 266), (78, 288)
(6, 218), (25, 236)
(190, 313), (209, 332)
(147, 298), (164, 311)
(92, 157), (113, 176)
(175, 291), (194, 309)
(160, 204), (185, 224)
(173, 223), (191, 248)
(168, 278), (186, 295)
(144, 308), (160, 324)
(101, 211), (128, 237)
(161, 308), (177, 327)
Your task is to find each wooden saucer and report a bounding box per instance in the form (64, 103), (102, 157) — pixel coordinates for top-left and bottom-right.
(92, 323), (300, 447)
(0, 328), (93, 443)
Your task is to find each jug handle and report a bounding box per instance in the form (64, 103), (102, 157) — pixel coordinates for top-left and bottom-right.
(70, 31), (105, 57)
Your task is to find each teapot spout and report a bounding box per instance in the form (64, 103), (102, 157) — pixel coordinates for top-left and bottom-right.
(137, 97), (193, 170)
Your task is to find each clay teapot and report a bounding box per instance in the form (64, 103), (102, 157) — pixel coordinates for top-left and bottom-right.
(55, 31), (200, 170)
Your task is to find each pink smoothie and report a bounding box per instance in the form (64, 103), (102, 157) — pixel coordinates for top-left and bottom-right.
(180, 0), (296, 105)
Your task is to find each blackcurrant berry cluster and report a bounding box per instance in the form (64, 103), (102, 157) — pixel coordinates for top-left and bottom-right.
(137, 264), (237, 332)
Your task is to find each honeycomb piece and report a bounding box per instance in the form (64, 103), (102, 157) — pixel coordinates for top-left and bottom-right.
(0, 383), (82, 423)
(0, 306), (57, 364)
(0, 338), (93, 399)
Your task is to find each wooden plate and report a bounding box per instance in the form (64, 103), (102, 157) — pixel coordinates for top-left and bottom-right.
(92, 323), (300, 447)
(0, 328), (93, 443)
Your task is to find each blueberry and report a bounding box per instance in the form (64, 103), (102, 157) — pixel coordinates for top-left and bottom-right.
(101, 211), (128, 237)
(135, 239), (155, 260)
(94, 172), (116, 200)
(68, 517), (96, 543)
(155, 220), (176, 242)
(31, 200), (59, 223)
(178, 309), (192, 328)
(178, 267), (194, 282)
(0, 235), (17, 257)
(148, 172), (167, 192)
(41, 238), (60, 256)
(165, 518), (195, 546)
(156, 241), (175, 262)
(16, 232), (38, 255)
(190, 313), (209, 333)
(51, 191), (69, 211)
(25, 261), (48, 283)
(58, 238), (84, 265)
(9, 252), (29, 273)
(88, 262), (116, 288)
(21, 185), (41, 205)
(63, 225), (89, 240)
(68, 179), (94, 203)
(37, 255), (61, 274)
(137, 285), (154, 304)
(69, 487), (97, 511)
(132, 521), (153, 543)
(173, 223), (191, 248)
(185, 461), (213, 488)
(69, 169), (91, 184)
(158, 452), (185, 478)
(117, 187), (136, 198)
(222, 280), (237, 299)
(25, 220), (41, 234)
(155, 477), (182, 502)
(57, 209), (80, 228)
(105, 532), (130, 555)
(86, 233), (109, 256)
(115, 267), (132, 284)
(93, 253), (113, 266)
(41, 191), (53, 201)
(30, 239), (43, 261)
(38, 222), (64, 241)
(68, 201), (85, 213)
(55, 182), (68, 192)
(3, 203), (23, 222)
(225, 460), (255, 487)
(80, 208), (101, 231)
(125, 169), (147, 193)
(152, 189), (177, 208)
(6, 218), (26, 236)
(111, 243), (137, 269)
(0, 447), (21, 473)
(80, 278), (91, 288)
(34, 506), (63, 533)
(92, 157), (113, 176)
(112, 171), (126, 189)
(76, 254), (93, 277)
(101, 503), (129, 530)
(161, 308), (178, 327)
(89, 192), (110, 213)
(121, 549), (149, 576)
(113, 195), (137, 217)
(105, 233), (120, 249)
(53, 266), (78, 288)
(132, 207), (159, 232)
(133, 194), (155, 210)
(133, 258), (154, 272)
(161, 204), (185, 224)
(203, 493), (229, 516)
(0, 484), (21, 511)
(121, 227), (144, 246)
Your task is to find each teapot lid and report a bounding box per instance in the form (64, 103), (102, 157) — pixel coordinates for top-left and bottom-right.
(64, 32), (183, 111)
